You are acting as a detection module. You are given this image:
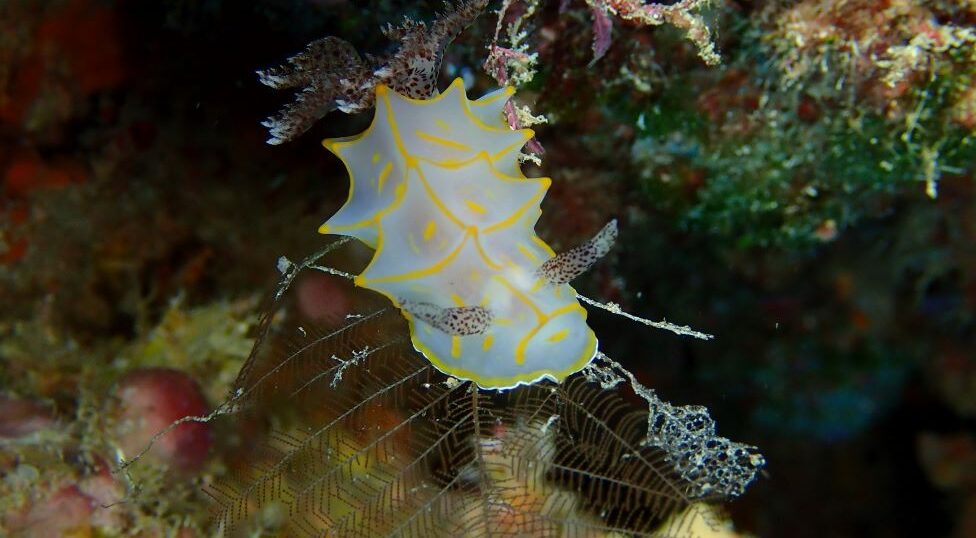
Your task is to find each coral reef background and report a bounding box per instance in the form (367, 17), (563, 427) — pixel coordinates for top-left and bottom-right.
(1, 0), (974, 536)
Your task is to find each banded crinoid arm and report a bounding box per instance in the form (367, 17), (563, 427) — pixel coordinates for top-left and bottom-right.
(399, 300), (493, 336)
(257, 1), (490, 144)
(536, 219), (618, 285)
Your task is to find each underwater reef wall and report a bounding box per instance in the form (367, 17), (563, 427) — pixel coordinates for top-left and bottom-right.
(1, 1), (974, 537)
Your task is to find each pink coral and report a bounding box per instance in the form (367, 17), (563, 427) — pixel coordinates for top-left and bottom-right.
(111, 368), (213, 472)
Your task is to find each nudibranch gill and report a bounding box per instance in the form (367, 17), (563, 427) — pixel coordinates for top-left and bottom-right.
(319, 78), (616, 389)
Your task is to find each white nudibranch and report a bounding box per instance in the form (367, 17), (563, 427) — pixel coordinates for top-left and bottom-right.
(319, 78), (615, 389)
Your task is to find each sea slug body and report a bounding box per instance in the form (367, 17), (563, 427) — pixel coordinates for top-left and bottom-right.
(319, 78), (599, 389)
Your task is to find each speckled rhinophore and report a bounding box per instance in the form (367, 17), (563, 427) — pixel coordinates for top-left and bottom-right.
(319, 79), (597, 389)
